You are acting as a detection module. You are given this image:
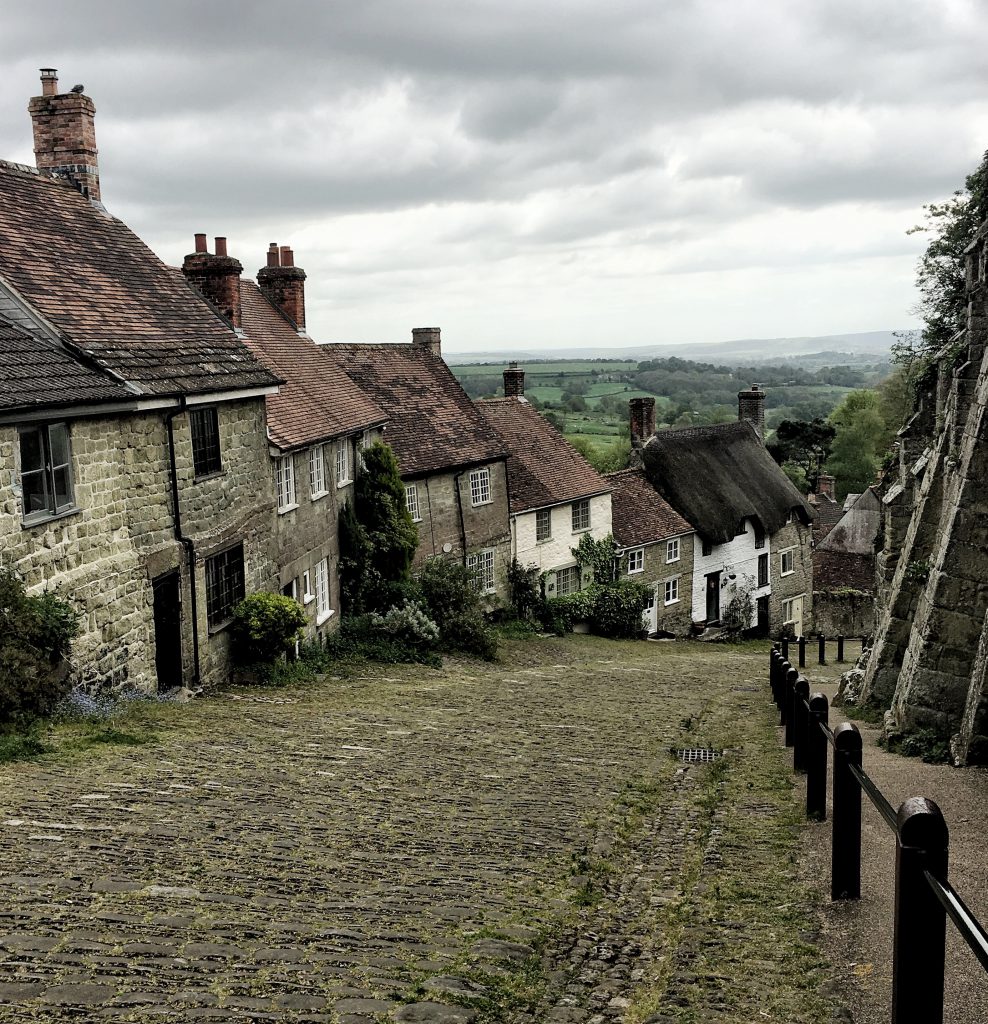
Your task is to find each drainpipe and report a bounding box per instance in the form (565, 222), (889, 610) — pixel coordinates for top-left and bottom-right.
(165, 400), (201, 687)
(453, 468), (469, 560)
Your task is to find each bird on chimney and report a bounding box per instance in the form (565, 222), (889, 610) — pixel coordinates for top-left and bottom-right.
(70, 84), (85, 94)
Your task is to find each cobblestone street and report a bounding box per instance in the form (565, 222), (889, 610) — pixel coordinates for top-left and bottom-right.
(0, 636), (830, 1023)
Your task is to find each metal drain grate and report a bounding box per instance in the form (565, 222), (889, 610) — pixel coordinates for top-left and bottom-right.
(675, 747), (722, 764)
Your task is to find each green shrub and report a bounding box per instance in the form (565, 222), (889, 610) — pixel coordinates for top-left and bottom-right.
(541, 580), (650, 639)
(328, 614), (442, 667)
(369, 600), (440, 649)
(417, 558), (498, 660)
(506, 559), (543, 621)
(230, 592), (306, 665)
(0, 570), (78, 729)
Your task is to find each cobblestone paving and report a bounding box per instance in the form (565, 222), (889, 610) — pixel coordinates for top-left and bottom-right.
(0, 636), (829, 1023)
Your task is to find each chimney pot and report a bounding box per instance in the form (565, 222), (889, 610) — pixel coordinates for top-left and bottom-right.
(266, 243), (280, 267)
(214, 236), (227, 257)
(194, 233), (208, 253)
(412, 327), (442, 357)
(257, 246), (307, 330)
(40, 68), (59, 96)
(503, 362), (525, 398)
(629, 397), (656, 447)
(816, 473), (836, 500)
(182, 242), (244, 329)
(279, 245), (294, 267)
(738, 384), (766, 441)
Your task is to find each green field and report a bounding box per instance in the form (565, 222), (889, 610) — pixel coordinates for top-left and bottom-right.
(452, 360), (638, 376)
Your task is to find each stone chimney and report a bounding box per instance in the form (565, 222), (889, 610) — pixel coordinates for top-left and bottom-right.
(503, 362), (525, 398)
(629, 397), (656, 448)
(182, 234), (243, 328)
(738, 383), (766, 440)
(412, 327), (441, 357)
(28, 69), (101, 202)
(257, 243), (306, 330)
(816, 473), (836, 501)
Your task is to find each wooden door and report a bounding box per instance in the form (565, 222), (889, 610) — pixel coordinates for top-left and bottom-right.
(152, 571), (183, 692)
(705, 572), (721, 622)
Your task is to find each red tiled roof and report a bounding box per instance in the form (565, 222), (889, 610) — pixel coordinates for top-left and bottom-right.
(475, 397), (611, 514)
(809, 493), (845, 541)
(0, 162), (277, 396)
(239, 283), (385, 449)
(604, 468), (693, 547)
(332, 343), (506, 476)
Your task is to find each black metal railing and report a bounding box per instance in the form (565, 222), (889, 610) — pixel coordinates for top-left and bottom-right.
(779, 632), (863, 669)
(769, 645), (988, 1024)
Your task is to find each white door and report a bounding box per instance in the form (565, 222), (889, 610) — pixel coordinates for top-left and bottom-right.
(784, 595), (804, 637)
(643, 585), (658, 634)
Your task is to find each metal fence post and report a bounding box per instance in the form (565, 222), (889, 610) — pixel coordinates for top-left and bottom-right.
(771, 650), (781, 706)
(798, 635), (806, 668)
(832, 722), (862, 900)
(837, 635), (845, 664)
(784, 667), (798, 747)
(793, 676), (810, 772)
(782, 636), (789, 662)
(892, 798), (948, 1024)
(818, 633), (826, 665)
(806, 694), (828, 820)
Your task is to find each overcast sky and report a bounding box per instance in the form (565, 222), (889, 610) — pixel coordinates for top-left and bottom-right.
(2, 0), (987, 353)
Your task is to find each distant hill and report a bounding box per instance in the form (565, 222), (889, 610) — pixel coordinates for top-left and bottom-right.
(445, 330), (902, 366)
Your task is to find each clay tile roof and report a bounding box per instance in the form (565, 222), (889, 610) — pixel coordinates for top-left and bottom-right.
(0, 318), (132, 412)
(603, 468), (692, 547)
(238, 283), (385, 449)
(332, 344), (506, 476)
(475, 397), (611, 513)
(0, 163), (277, 397)
(809, 493), (846, 541)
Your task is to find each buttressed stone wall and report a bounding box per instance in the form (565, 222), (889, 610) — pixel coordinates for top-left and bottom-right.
(862, 220), (988, 764)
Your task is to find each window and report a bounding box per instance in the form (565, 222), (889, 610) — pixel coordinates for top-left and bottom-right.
(19, 422), (74, 523)
(754, 525), (766, 550)
(467, 548), (496, 594)
(737, 519), (747, 534)
(783, 598), (796, 623)
(190, 408), (221, 477)
(469, 467), (492, 506)
(314, 557), (331, 623)
(786, 508), (797, 525)
(282, 578), (298, 602)
(780, 548), (795, 576)
(309, 446), (327, 498)
(536, 508), (552, 542)
(302, 569), (313, 604)
(666, 537), (680, 563)
(664, 577), (680, 605)
(627, 548), (645, 574)
(336, 439), (351, 486)
(405, 484), (421, 522)
(275, 455), (296, 511)
(571, 499), (590, 532)
(205, 544), (244, 629)
(758, 553), (769, 588)
(360, 430), (373, 450)
(701, 538), (712, 557)
(556, 564), (582, 596)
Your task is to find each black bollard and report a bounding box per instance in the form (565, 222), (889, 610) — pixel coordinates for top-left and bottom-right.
(806, 694), (829, 820)
(784, 667), (797, 747)
(832, 723), (862, 900)
(798, 635), (806, 668)
(793, 676), (810, 772)
(818, 633), (826, 665)
(782, 636), (790, 662)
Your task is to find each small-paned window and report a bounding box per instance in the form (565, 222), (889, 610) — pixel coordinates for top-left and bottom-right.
(276, 455), (296, 511)
(627, 548), (645, 574)
(664, 577), (680, 605)
(536, 508), (552, 542)
(556, 564), (582, 596)
(701, 538), (712, 557)
(469, 467), (492, 506)
(405, 484), (421, 522)
(758, 553), (769, 587)
(571, 499), (590, 532)
(666, 537), (680, 563)
(336, 439), (351, 486)
(19, 422), (74, 523)
(754, 525), (766, 549)
(466, 548), (496, 593)
(205, 544), (245, 629)
(309, 446), (327, 498)
(190, 408), (221, 477)
(302, 569), (313, 603)
(314, 557), (331, 623)
(781, 548), (795, 576)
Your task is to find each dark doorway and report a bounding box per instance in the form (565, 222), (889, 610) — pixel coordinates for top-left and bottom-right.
(705, 571), (721, 622)
(756, 595), (769, 636)
(152, 571), (183, 692)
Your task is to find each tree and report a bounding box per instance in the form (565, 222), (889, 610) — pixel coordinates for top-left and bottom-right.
(908, 150), (988, 354)
(766, 418), (836, 492)
(826, 390), (889, 498)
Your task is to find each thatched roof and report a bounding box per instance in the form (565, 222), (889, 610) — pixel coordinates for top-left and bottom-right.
(640, 420), (813, 544)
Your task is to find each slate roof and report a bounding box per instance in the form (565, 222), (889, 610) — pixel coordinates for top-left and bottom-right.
(641, 420), (814, 544)
(239, 283), (385, 450)
(604, 468), (692, 548)
(817, 487), (881, 555)
(475, 397), (610, 514)
(332, 343), (506, 477)
(0, 318), (133, 412)
(0, 162), (278, 397)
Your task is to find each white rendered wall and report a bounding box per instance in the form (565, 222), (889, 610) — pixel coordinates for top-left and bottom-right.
(512, 493), (612, 575)
(691, 518), (772, 625)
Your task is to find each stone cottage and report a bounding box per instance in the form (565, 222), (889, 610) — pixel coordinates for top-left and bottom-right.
(632, 390), (814, 636)
(475, 364), (613, 599)
(181, 236), (388, 640)
(0, 70), (281, 693)
(331, 331), (512, 601)
(604, 466), (695, 635)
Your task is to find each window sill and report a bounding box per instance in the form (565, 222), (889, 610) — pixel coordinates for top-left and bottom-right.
(666, 557), (680, 565)
(21, 505), (82, 529)
(277, 502), (299, 515)
(337, 479), (352, 489)
(303, 594), (315, 605)
(207, 618), (233, 636)
(781, 570), (795, 578)
(572, 526), (591, 534)
(194, 470), (225, 483)
(471, 499), (493, 508)
(628, 568), (644, 576)
(311, 490), (329, 502)
(664, 598), (680, 607)
(411, 515), (423, 523)
(316, 608), (335, 626)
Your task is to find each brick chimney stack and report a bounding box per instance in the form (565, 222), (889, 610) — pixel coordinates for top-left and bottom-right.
(738, 383), (766, 440)
(503, 362), (525, 398)
(257, 242), (306, 331)
(182, 234), (243, 329)
(629, 397), (656, 447)
(816, 473), (835, 501)
(29, 69), (101, 203)
(412, 327), (441, 357)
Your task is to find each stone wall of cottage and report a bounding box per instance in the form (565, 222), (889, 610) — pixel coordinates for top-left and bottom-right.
(768, 520), (814, 636)
(619, 535), (694, 635)
(0, 397), (278, 695)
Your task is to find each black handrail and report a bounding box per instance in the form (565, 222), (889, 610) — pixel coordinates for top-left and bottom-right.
(846, 760), (898, 832)
(923, 871), (988, 974)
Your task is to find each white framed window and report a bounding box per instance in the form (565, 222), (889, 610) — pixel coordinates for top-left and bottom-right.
(664, 577), (680, 605)
(786, 509), (797, 525)
(405, 483), (421, 522)
(666, 537), (680, 563)
(314, 557), (332, 624)
(18, 422), (75, 523)
(469, 467), (492, 506)
(571, 499), (590, 532)
(360, 430), (373, 451)
(282, 577), (298, 602)
(627, 548), (645, 574)
(783, 597), (796, 623)
(276, 455), (296, 512)
(555, 564), (582, 596)
(535, 508), (552, 542)
(336, 439), (351, 486)
(309, 445), (327, 498)
(466, 548), (496, 594)
(780, 548), (796, 576)
(302, 569), (314, 604)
